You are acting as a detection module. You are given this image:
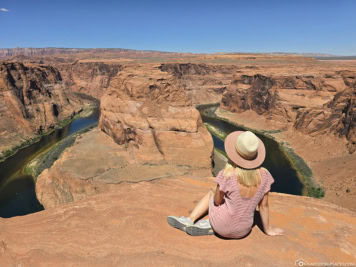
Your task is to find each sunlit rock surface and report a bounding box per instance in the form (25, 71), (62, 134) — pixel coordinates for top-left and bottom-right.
(99, 64), (213, 168)
(0, 62), (83, 155)
(3, 177), (356, 266)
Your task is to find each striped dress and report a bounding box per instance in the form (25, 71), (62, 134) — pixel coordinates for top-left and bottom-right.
(208, 168), (274, 238)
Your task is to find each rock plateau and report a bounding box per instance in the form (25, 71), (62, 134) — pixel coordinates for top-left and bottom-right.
(2, 176), (356, 266)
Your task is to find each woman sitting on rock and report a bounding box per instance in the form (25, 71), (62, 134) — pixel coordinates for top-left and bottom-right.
(168, 130), (284, 238)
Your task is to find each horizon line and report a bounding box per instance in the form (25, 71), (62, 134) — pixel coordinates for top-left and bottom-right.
(0, 47), (355, 57)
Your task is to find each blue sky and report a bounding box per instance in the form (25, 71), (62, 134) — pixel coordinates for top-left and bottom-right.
(1, 0), (355, 55)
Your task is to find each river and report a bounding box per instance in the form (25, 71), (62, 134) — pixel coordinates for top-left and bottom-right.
(0, 106), (100, 218)
(0, 102), (304, 218)
(197, 104), (304, 196)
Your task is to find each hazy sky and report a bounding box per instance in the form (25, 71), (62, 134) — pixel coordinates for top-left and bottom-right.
(1, 0), (355, 55)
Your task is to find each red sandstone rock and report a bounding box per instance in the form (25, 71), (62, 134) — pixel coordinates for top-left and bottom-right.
(0, 62), (83, 155)
(2, 177), (356, 266)
(220, 74), (292, 123)
(99, 64), (213, 168)
(57, 62), (123, 99)
(36, 129), (212, 209)
(160, 63), (240, 104)
(36, 63), (215, 208)
(294, 86), (355, 153)
(221, 74), (279, 114)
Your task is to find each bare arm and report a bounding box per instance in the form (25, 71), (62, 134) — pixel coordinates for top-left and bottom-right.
(258, 192), (284, 236)
(214, 185), (224, 206)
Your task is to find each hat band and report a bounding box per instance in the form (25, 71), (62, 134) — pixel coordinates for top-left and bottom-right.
(235, 144), (257, 160)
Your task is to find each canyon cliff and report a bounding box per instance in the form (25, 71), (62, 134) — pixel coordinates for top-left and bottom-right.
(99, 64), (213, 167)
(36, 64), (214, 208)
(1, 52), (355, 265)
(160, 63), (239, 104)
(0, 62), (83, 156)
(57, 62), (123, 99)
(221, 71), (355, 151)
(33, 57), (356, 210)
(216, 66), (356, 210)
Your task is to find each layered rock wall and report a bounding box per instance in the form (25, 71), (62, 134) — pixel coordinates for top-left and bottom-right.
(220, 74), (292, 122)
(294, 86), (355, 153)
(36, 64), (214, 208)
(160, 63), (240, 104)
(57, 62), (123, 99)
(0, 62), (82, 154)
(99, 64), (213, 168)
(220, 71), (355, 152)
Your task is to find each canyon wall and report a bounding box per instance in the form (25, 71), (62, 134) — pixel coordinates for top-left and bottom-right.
(99, 64), (214, 168)
(220, 72), (355, 152)
(160, 63), (239, 105)
(0, 62), (83, 156)
(4, 56), (355, 265)
(36, 64), (214, 208)
(57, 62), (123, 99)
(293, 72), (355, 153)
(34, 61), (356, 209)
(56, 62), (239, 101)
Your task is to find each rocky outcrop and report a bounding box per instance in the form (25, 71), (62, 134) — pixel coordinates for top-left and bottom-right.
(57, 62), (123, 99)
(220, 70), (354, 123)
(160, 63), (240, 104)
(36, 64), (214, 208)
(273, 74), (346, 92)
(99, 64), (213, 168)
(220, 74), (292, 123)
(221, 74), (279, 114)
(3, 176), (356, 266)
(36, 129), (212, 209)
(0, 62), (83, 155)
(294, 86), (355, 153)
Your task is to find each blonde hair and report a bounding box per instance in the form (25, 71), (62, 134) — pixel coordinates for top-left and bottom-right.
(223, 160), (263, 187)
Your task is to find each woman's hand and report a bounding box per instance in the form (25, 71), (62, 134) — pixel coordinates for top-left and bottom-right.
(266, 227), (284, 236)
(214, 185), (224, 206)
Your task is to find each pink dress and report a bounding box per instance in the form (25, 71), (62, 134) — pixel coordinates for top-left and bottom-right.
(208, 168), (274, 238)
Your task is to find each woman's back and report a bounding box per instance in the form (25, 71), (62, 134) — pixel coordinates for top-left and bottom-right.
(208, 168), (275, 238)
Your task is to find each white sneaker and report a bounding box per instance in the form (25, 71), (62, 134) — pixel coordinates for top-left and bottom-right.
(186, 219), (214, 236)
(167, 216), (193, 232)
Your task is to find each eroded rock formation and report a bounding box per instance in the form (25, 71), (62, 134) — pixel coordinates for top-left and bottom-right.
(220, 71), (355, 149)
(221, 74), (278, 114)
(57, 62), (122, 99)
(36, 64), (214, 208)
(99, 64), (213, 167)
(160, 63), (240, 104)
(0, 62), (82, 155)
(220, 74), (292, 122)
(294, 85), (355, 153)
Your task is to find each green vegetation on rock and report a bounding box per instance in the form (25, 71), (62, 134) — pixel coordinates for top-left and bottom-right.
(0, 104), (96, 163)
(199, 104), (325, 199)
(280, 145), (325, 198)
(24, 124), (96, 180)
(204, 123), (227, 140)
(0, 136), (41, 162)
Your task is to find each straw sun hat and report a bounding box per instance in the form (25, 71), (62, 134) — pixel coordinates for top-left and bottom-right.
(224, 131), (266, 169)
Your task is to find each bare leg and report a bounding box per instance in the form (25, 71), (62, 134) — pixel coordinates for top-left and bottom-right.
(188, 189), (215, 223)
